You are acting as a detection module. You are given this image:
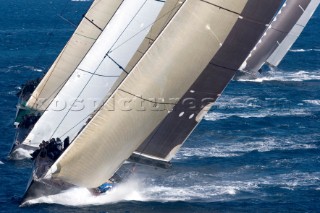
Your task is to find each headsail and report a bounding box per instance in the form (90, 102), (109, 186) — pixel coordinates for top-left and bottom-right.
(46, 0), (283, 188)
(240, 0), (311, 74)
(105, 0), (185, 101)
(266, 0), (320, 67)
(21, 0), (166, 148)
(26, 0), (123, 111)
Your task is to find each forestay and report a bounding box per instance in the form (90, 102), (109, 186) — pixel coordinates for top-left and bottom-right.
(240, 0), (311, 74)
(47, 0), (282, 188)
(22, 0), (166, 148)
(267, 0), (320, 67)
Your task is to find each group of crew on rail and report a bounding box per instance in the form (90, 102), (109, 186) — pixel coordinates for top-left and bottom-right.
(18, 113), (41, 129)
(31, 137), (70, 161)
(16, 77), (41, 100)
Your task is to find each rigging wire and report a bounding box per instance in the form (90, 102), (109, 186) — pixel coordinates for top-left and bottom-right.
(107, 0), (149, 54)
(46, 0), (183, 139)
(31, 0), (124, 110)
(28, 0), (87, 109)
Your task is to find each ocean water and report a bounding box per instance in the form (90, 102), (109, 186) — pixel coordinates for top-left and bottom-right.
(0, 1), (319, 212)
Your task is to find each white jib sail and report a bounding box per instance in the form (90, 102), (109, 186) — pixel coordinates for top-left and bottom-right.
(22, 0), (165, 148)
(26, 0), (123, 111)
(266, 0), (320, 67)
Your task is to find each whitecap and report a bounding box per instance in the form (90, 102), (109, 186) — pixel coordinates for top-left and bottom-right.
(24, 178), (145, 206)
(0, 161), (3, 165)
(238, 70), (320, 82)
(175, 137), (318, 161)
(303, 100), (320, 105)
(290, 49), (320, 52)
(10, 148), (32, 160)
(204, 108), (310, 121)
(23, 66), (43, 73)
(213, 96), (261, 109)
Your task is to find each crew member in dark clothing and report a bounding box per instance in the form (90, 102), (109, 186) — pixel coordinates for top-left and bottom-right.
(63, 137), (70, 151)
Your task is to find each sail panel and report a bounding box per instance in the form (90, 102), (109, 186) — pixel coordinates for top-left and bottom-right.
(104, 0), (186, 105)
(267, 0), (320, 67)
(26, 0), (124, 111)
(49, 0), (251, 188)
(240, 0), (311, 74)
(134, 0), (284, 161)
(22, 0), (165, 147)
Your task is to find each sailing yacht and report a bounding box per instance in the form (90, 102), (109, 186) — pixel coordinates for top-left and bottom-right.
(10, 0), (168, 158)
(239, 0), (312, 75)
(266, 0), (320, 67)
(18, 0), (287, 205)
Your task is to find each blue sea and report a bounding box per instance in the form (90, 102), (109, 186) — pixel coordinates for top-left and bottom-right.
(0, 1), (319, 212)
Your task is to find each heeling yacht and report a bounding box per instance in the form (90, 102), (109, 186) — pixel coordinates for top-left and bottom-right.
(20, 0), (285, 206)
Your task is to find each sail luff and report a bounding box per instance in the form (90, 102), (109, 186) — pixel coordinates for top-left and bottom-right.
(266, 0), (320, 67)
(26, 0), (124, 111)
(22, 0), (166, 148)
(48, 0), (282, 188)
(240, 0), (311, 74)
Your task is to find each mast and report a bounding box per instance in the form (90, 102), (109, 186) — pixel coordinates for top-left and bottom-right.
(46, 0), (283, 188)
(266, 0), (320, 67)
(26, 0), (124, 111)
(21, 0), (166, 148)
(240, 0), (311, 74)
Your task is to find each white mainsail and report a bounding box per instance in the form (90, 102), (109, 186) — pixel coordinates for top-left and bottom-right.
(47, 0), (261, 188)
(26, 0), (124, 111)
(21, 0), (165, 148)
(266, 0), (320, 67)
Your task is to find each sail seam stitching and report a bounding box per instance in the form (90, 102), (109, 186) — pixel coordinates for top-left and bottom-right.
(108, 1), (181, 53)
(33, 1), (125, 110)
(200, 0), (269, 26)
(83, 15), (103, 31)
(74, 33), (97, 41)
(208, 62), (238, 73)
(118, 89), (177, 105)
(78, 68), (121, 77)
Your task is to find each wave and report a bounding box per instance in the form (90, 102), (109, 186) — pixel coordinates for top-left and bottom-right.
(237, 71), (320, 82)
(10, 148), (32, 160)
(24, 178), (145, 206)
(303, 100), (320, 105)
(24, 169), (320, 206)
(204, 109), (311, 121)
(23, 66), (43, 72)
(289, 49), (320, 52)
(0, 161), (3, 165)
(24, 175), (256, 206)
(175, 137), (317, 160)
(257, 172), (320, 190)
(213, 96), (261, 109)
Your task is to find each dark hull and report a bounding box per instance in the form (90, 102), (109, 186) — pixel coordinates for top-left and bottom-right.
(20, 178), (74, 206)
(20, 156), (74, 206)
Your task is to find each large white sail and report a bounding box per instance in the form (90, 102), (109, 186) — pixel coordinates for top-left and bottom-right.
(47, 0), (283, 188)
(266, 0), (320, 67)
(106, 0), (185, 99)
(131, 0), (284, 163)
(22, 0), (165, 148)
(26, 0), (123, 111)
